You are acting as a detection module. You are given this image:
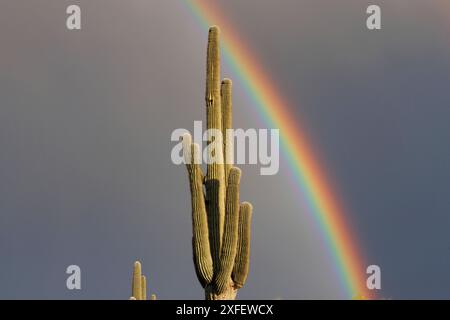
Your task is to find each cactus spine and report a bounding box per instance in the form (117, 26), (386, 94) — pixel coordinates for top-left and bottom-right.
(183, 26), (253, 300)
(130, 261), (156, 300)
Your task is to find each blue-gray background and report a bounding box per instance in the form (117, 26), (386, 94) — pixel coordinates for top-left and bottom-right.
(0, 0), (449, 299)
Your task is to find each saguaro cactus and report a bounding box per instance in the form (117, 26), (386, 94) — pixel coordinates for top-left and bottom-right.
(182, 26), (253, 300)
(130, 261), (156, 300)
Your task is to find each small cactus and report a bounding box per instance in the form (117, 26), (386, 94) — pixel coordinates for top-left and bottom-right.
(130, 261), (156, 300)
(182, 26), (253, 300)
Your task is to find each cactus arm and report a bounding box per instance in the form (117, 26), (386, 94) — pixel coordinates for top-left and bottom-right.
(232, 202), (253, 289)
(214, 167), (241, 294)
(132, 261), (142, 300)
(182, 134), (214, 286)
(221, 79), (233, 187)
(141, 275), (147, 300)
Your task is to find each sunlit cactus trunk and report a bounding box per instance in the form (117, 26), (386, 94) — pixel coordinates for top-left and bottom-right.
(182, 26), (253, 300)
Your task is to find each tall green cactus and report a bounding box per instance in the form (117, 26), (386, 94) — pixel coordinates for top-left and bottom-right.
(182, 26), (253, 300)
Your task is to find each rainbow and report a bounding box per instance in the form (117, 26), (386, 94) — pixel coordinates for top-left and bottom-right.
(183, 0), (372, 299)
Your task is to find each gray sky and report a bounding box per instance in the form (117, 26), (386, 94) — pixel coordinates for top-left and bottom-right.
(0, 0), (449, 299)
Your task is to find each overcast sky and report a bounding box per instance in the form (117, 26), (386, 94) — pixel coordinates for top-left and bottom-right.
(0, 0), (449, 299)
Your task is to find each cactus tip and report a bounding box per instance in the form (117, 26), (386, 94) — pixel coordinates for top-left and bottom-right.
(241, 201), (252, 211)
(209, 25), (220, 34)
(222, 78), (232, 86)
(181, 132), (192, 143)
(228, 167), (242, 184)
